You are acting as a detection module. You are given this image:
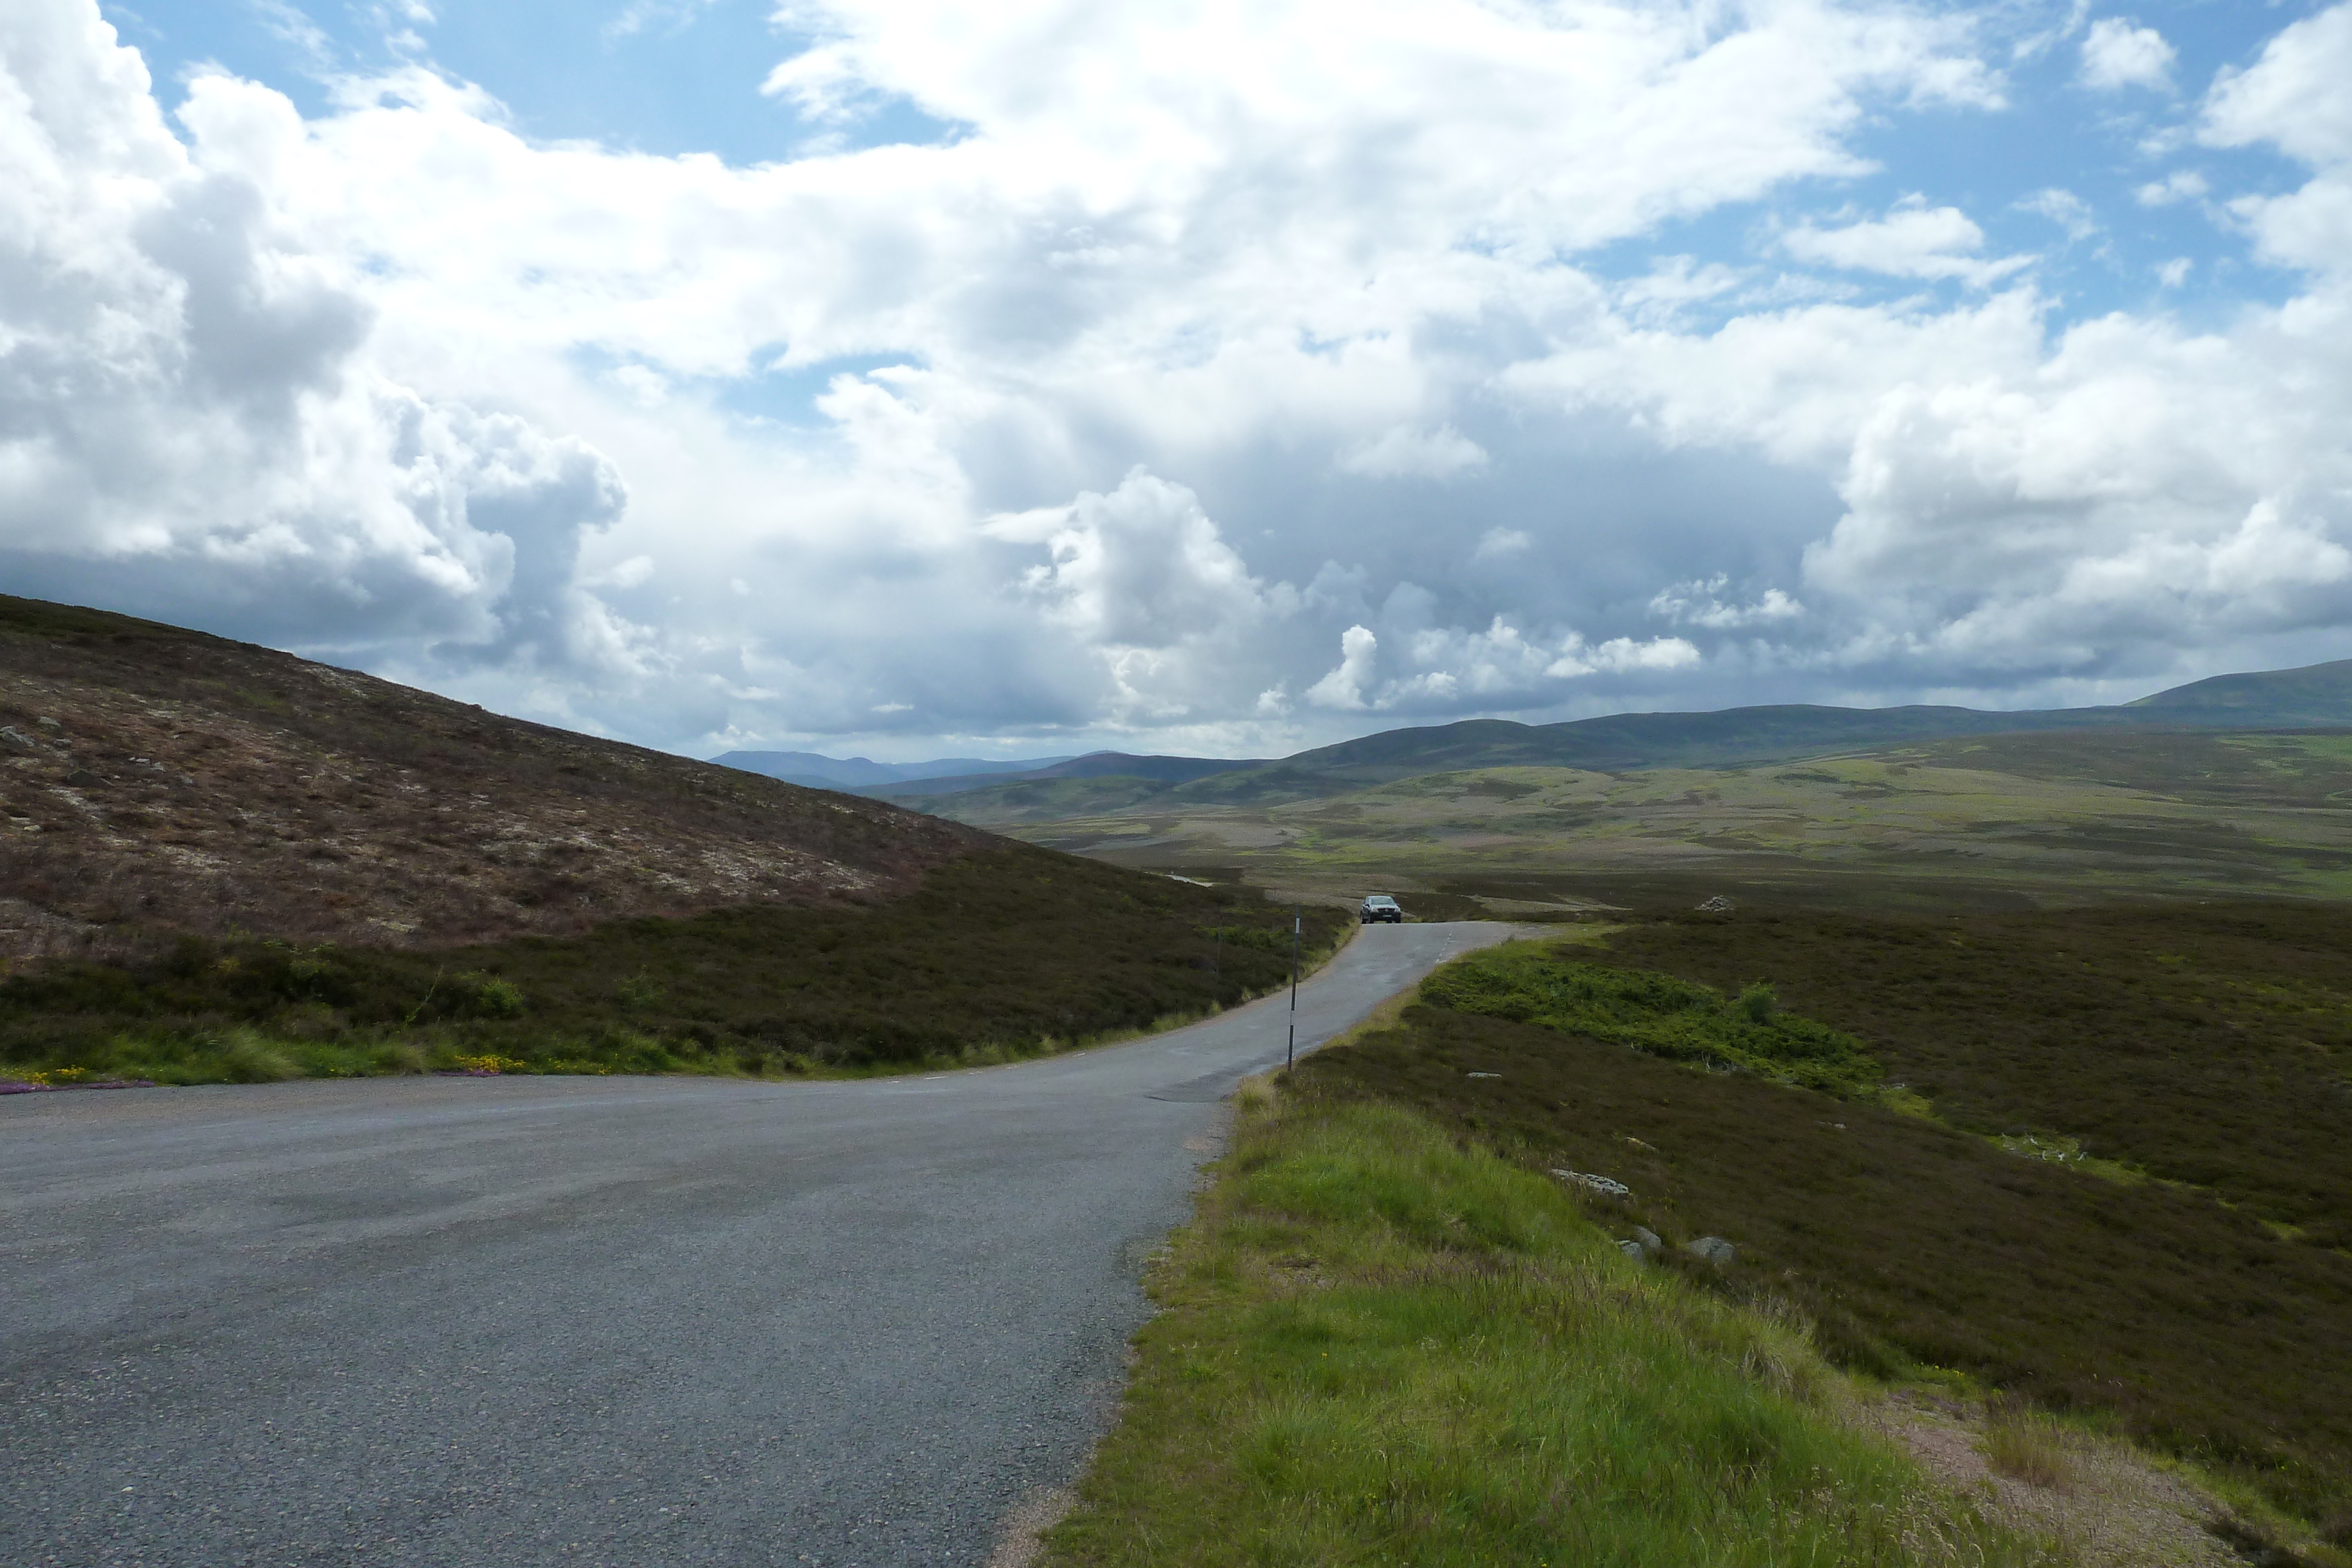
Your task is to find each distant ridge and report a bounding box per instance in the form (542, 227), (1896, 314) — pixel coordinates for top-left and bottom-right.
(854, 656), (2352, 809)
(2126, 658), (2352, 726)
(714, 750), (1076, 790)
(867, 752), (1269, 798)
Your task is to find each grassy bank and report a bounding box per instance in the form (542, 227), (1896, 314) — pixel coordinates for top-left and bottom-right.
(0, 847), (1343, 1085)
(1295, 923), (2352, 1557)
(1045, 1087), (2064, 1567)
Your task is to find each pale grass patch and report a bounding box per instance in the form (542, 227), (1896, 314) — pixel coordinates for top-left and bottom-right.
(1863, 1391), (2241, 1568)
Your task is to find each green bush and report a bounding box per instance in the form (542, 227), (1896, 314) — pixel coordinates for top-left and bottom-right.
(456, 971), (527, 1018)
(1419, 942), (1877, 1095)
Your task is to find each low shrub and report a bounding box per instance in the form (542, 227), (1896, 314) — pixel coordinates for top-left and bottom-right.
(0, 848), (1341, 1083)
(1419, 941), (1879, 1095)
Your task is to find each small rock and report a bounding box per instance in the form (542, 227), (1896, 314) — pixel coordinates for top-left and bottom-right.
(1466, 1071), (1502, 1079)
(1696, 895), (1736, 913)
(1683, 1236), (1736, 1266)
(65, 768), (102, 788)
(1616, 1239), (1646, 1263)
(1632, 1226), (1663, 1259)
(0, 727), (33, 751)
(1552, 1169), (1631, 1198)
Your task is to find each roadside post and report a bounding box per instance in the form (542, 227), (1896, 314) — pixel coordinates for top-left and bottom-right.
(1286, 904), (1300, 1070)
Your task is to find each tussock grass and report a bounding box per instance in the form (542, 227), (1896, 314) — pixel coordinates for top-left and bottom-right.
(1046, 1094), (2066, 1568)
(1980, 1406), (2079, 1493)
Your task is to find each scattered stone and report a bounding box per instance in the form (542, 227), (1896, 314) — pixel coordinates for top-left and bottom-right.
(1631, 1226), (1663, 1259)
(1552, 1169), (1631, 1198)
(1616, 1239), (1646, 1262)
(1696, 895), (1736, 913)
(1466, 1070), (1502, 1079)
(0, 727), (34, 751)
(36, 717), (62, 732)
(1683, 1236), (1737, 1266)
(64, 768), (102, 788)
(1621, 1135), (1658, 1152)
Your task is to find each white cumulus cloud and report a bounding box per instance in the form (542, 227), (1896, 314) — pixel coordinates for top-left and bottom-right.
(2079, 18), (2176, 92)
(6, 0), (2352, 759)
(1649, 577), (1806, 630)
(1782, 200), (2030, 287)
(1306, 624), (1380, 711)
(1337, 425), (1488, 480)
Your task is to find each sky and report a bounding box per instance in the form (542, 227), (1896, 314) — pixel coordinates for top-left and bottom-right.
(5, 0), (2351, 763)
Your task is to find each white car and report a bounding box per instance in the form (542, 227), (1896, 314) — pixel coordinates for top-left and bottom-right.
(1359, 894), (1403, 924)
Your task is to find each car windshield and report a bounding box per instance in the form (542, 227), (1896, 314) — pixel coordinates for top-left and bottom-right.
(1364, 897), (1397, 907)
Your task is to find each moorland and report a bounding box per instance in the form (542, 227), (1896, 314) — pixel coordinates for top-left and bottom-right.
(1306, 910), (2352, 1522)
(891, 727), (2352, 910)
(929, 674), (2352, 1564)
(0, 594), (1337, 1085)
(10, 590), (2351, 1562)
(1053, 908), (2352, 1566)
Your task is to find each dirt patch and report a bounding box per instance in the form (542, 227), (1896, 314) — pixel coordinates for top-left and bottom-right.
(1860, 1392), (2236, 1568)
(989, 1486), (1077, 1568)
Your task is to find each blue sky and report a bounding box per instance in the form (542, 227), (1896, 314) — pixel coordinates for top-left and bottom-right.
(9, 0), (2352, 760)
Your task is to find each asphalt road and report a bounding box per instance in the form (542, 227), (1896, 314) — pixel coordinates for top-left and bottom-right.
(0, 921), (1519, 1568)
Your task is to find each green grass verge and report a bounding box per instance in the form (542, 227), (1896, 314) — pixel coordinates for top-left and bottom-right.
(1045, 1091), (2066, 1567)
(0, 847), (1343, 1085)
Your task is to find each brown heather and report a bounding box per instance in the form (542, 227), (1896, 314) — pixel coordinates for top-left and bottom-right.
(0, 593), (983, 963)
(0, 593), (1344, 1084)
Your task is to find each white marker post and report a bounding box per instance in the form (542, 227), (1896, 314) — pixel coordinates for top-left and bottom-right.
(1286, 904), (1301, 1071)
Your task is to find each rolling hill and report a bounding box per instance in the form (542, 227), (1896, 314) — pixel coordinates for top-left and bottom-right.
(902, 728), (2352, 912)
(712, 749), (1078, 789)
(0, 594), (997, 965)
(0, 593), (1338, 1086)
(860, 658), (2352, 822)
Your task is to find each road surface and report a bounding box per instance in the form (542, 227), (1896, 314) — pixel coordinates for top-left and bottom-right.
(0, 921), (1519, 1567)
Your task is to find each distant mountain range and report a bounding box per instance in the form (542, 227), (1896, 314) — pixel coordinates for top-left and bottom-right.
(711, 750), (1080, 789)
(712, 656), (2352, 809)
